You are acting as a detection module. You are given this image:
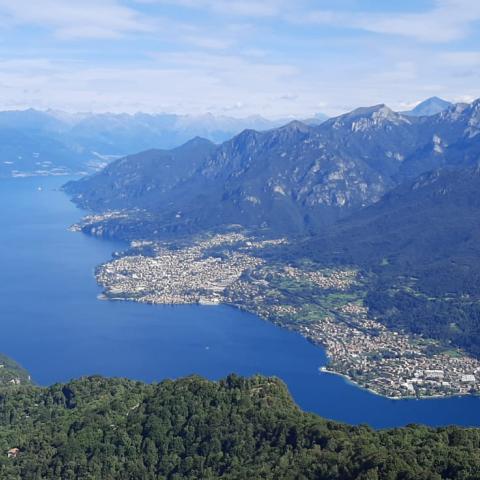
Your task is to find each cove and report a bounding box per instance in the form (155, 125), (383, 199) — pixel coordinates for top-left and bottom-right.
(0, 175), (479, 429)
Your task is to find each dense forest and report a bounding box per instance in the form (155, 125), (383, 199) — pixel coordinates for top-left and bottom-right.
(365, 285), (480, 358)
(0, 374), (478, 479)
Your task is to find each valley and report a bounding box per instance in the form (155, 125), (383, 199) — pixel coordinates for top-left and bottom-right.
(1, 96), (478, 427)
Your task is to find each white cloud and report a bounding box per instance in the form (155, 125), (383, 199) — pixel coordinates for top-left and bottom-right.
(144, 0), (287, 18)
(0, 52), (311, 117)
(2, 45), (480, 118)
(297, 0), (480, 43)
(438, 51), (480, 67)
(1, 0), (480, 116)
(0, 0), (154, 39)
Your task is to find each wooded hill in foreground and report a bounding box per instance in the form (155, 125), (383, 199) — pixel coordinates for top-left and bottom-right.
(0, 374), (479, 479)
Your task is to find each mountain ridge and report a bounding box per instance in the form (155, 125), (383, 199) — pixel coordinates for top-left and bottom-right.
(65, 98), (480, 238)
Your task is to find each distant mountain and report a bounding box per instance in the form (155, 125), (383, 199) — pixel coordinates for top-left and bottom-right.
(302, 112), (329, 125)
(402, 96), (453, 117)
(63, 111), (290, 154)
(0, 109), (292, 178)
(66, 99), (480, 238)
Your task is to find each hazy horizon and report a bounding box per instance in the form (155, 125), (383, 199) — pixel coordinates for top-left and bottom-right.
(0, 94), (465, 121)
(2, 0), (480, 117)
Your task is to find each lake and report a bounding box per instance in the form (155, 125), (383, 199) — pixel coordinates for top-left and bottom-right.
(1, 175), (479, 428)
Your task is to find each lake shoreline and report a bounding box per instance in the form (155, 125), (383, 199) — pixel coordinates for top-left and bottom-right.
(2, 175), (480, 428)
(100, 284), (479, 402)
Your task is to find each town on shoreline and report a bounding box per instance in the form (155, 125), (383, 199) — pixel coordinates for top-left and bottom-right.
(77, 220), (480, 399)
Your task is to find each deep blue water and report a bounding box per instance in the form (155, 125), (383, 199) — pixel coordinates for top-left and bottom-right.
(1, 176), (479, 429)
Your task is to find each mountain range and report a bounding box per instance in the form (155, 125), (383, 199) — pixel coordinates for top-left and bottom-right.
(301, 164), (480, 272)
(0, 109), (315, 178)
(65, 98), (480, 238)
(63, 95), (480, 362)
(1, 98), (454, 179)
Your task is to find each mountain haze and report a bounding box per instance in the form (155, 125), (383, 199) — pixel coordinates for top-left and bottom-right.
(0, 109), (296, 177)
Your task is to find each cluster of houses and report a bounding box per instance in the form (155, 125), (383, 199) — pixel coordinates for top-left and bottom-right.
(300, 306), (480, 398)
(96, 233), (265, 305)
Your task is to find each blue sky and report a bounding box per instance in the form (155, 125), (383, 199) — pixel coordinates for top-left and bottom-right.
(1, 0), (480, 117)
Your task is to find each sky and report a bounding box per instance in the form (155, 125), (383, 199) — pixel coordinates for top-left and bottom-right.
(1, 0), (480, 118)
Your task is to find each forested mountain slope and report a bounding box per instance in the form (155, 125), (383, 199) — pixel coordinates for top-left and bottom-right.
(299, 165), (480, 277)
(0, 374), (479, 479)
(287, 165), (480, 357)
(65, 137), (217, 212)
